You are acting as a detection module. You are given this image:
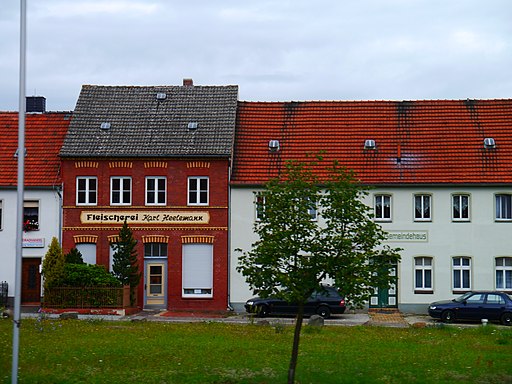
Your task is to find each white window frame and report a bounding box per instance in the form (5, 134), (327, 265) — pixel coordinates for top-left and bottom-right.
(452, 256), (471, 291)
(414, 256), (433, 292)
(144, 243), (168, 258)
(495, 257), (512, 290)
(188, 177), (209, 206)
(452, 194), (470, 222)
(182, 243), (213, 298)
(374, 194), (392, 221)
(0, 200), (3, 230)
(145, 177), (167, 206)
(76, 243), (97, 265)
(110, 177), (132, 206)
(255, 192), (266, 221)
(495, 194), (512, 221)
(76, 176), (98, 206)
(23, 200), (40, 231)
(414, 194), (432, 222)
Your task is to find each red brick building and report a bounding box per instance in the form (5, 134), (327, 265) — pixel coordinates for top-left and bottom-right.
(60, 82), (238, 311)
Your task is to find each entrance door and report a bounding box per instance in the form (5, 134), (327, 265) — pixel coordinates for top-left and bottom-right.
(144, 261), (167, 308)
(369, 264), (398, 308)
(22, 258), (41, 304)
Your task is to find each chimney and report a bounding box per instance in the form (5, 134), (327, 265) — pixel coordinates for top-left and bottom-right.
(183, 78), (193, 87)
(26, 96), (46, 113)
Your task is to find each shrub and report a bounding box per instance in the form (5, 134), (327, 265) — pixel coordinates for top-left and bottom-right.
(64, 248), (84, 264)
(42, 237), (66, 290)
(61, 264), (122, 287)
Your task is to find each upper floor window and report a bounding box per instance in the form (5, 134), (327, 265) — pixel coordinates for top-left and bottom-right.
(414, 194), (431, 221)
(374, 194), (391, 221)
(188, 177), (209, 206)
(111, 177), (132, 205)
(255, 193), (266, 221)
(452, 256), (471, 291)
(496, 257), (512, 290)
(495, 194), (512, 221)
(23, 201), (39, 231)
(452, 194), (469, 221)
(146, 177), (166, 206)
(76, 177), (97, 205)
(414, 257), (433, 292)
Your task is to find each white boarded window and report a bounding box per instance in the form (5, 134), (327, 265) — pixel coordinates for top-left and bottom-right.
(182, 244), (213, 297)
(76, 243), (97, 265)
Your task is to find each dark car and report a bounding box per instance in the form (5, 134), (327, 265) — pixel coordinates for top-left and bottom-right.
(244, 285), (346, 319)
(428, 291), (512, 325)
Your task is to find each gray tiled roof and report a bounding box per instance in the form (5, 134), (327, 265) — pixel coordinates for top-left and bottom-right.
(60, 84), (238, 158)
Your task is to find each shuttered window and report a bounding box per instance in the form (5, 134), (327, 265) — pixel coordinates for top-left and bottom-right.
(182, 244), (213, 297)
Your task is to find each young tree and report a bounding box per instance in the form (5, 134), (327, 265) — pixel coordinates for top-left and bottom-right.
(237, 161), (401, 384)
(111, 220), (141, 306)
(42, 237), (66, 291)
(64, 247), (84, 264)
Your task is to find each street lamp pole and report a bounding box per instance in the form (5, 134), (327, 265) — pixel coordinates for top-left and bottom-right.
(12, 0), (27, 383)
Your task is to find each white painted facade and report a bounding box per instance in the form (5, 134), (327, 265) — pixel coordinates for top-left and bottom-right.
(0, 187), (62, 305)
(229, 185), (512, 313)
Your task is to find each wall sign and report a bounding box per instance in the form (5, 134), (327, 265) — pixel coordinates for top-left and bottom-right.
(22, 238), (45, 248)
(384, 230), (428, 242)
(80, 211), (210, 225)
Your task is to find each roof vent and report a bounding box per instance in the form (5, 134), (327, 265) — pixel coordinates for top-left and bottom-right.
(100, 122), (111, 130)
(269, 140), (280, 152)
(364, 139), (376, 149)
(484, 137), (496, 149)
(188, 122), (198, 130)
(156, 92), (167, 100)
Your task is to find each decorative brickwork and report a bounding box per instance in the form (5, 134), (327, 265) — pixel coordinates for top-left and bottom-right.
(73, 235), (98, 244)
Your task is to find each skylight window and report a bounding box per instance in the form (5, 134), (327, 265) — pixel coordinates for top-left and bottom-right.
(484, 138), (496, 149)
(364, 139), (376, 149)
(268, 140), (280, 152)
(100, 122), (111, 130)
(188, 122), (198, 130)
(156, 92), (167, 100)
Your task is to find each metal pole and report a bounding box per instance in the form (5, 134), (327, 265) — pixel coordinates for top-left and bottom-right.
(12, 0), (26, 383)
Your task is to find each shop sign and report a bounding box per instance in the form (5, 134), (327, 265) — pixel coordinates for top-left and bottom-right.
(80, 211), (210, 225)
(22, 237), (45, 248)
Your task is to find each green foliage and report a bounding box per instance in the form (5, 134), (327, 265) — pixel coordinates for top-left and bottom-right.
(237, 159), (402, 383)
(61, 264), (121, 287)
(64, 247), (84, 264)
(42, 237), (66, 291)
(111, 221), (141, 306)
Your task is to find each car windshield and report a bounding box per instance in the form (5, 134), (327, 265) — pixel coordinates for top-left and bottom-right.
(453, 292), (474, 303)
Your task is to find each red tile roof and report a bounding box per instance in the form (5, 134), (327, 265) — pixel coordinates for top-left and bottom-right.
(0, 112), (71, 186)
(232, 99), (512, 185)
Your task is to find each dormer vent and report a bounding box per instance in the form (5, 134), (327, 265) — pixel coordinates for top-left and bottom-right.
(364, 139), (376, 149)
(268, 140), (280, 152)
(100, 122), (111, 130)
(156, 92), (167, 100)
(484, 137), (496, 149)
(188, 122), (198, 130)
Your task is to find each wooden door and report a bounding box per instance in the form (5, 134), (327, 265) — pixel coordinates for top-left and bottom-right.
(22, 258), (41, 304)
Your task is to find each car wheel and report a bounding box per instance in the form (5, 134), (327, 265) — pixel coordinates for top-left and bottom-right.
(500, 312), (512, 326)
(257, 305), (269, 317)
(441, 310), (455, 323)
(316, 306), (331, 319)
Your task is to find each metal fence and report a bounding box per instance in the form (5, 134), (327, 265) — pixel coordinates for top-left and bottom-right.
(0, 281), (7, 307)
(43, 286), (130, 309)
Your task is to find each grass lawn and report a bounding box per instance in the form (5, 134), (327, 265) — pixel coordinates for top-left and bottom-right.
(1, 317), (511, 383)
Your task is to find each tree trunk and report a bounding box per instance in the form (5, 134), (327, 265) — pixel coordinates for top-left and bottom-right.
(288, 301), (304, 384)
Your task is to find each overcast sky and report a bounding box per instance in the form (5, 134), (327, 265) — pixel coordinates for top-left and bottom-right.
(1, 0), (511, 111)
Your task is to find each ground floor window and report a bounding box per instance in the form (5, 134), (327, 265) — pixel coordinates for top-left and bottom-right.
(182, 243), (213, 297)
(414, 257), (433, 293)
(452, 256), (471, 291)
(76, 243), (97, 265)
(496, 257), (512, 290)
